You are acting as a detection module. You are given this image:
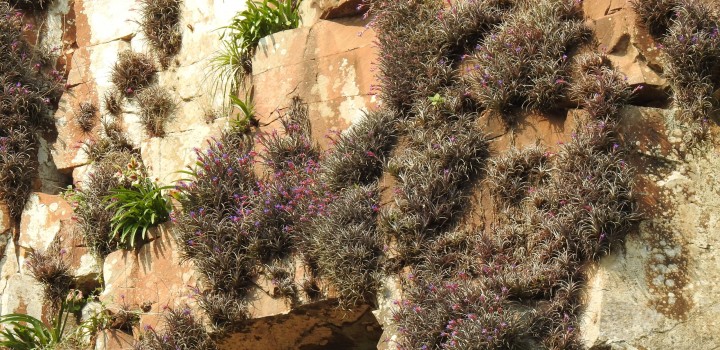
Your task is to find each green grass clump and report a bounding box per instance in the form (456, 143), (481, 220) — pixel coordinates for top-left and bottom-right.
(210, 0), (301, 104)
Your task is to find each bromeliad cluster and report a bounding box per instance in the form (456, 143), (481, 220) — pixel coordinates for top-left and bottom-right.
(0, 3), (63, 218)
(363, 0), (642, 348)
(632, 0), (720, 140)
(365, 0), (508, 112)
(174, 97), (334, 328)
(466, 0), (588, 123)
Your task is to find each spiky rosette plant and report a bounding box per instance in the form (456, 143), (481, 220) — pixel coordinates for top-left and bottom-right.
(0, 3), (63, 217)
(466, 0), (588, 123)
(139, 0), (183, 63)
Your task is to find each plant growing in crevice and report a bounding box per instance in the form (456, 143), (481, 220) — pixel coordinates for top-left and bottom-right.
(105, 156), (171, 248)
(68, 151), (134, 257)
(137, 85), (176, 137)
(466, 0), (589, 123)
(631, 0), (679, 37)
(210, 0), (301, 103)
(139, 0), (183, 65)
(266, 264), (298, 302)
(103, 89), (123, 117)
(135, 306), (217, 350)
(229, 92), (257, 134)
(111, 51), (157, 96)
(25, 239), (73, 314)
(322, 109), (397, 191)
(306, 185), (383, 308)
(0, 2), (63, 217)
(76, 101), (98, 132)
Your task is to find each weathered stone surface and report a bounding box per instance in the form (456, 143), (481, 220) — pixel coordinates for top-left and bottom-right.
(0, 202), (10, 236)
(101, 248), (139, 308)
(17, 193), (101, 285)
(373, 276), (402, 350)
(585, 2), (667, 89)
(218, 302), (382, 350)
(251, 16), (378, 149)
(140, 119), (227, 185)
(580, 107), (720, 349)
(100, 224), (199, 329)
(299, 0), (365, 26)
(18, 193), (74, 253)
(0, 273), (46, 320)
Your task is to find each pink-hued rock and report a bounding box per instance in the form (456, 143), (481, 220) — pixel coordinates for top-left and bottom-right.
(584, 4), (666, 89)
(250, 16), (378, 149)
(16, 193), (97, 278)
(100, 224), (199, 330)
(19, 193), (75, 253)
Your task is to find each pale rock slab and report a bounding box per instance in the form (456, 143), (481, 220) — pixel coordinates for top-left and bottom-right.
(0, 273), (46, 320)
(0, 202), (10, 236)
(580, 107), (720, 349)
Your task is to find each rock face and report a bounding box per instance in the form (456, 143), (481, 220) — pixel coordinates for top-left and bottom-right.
(217, 302), (382, 350)
(299, 0), (365, 25)
(580, 107), (720, 349)
(100, 224), (199, 329)
(250, 16), (377, 148)
(3, 0), (720, 349)
(583, 0), (669, 103)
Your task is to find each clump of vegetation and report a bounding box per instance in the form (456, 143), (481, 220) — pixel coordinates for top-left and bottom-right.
(631, 0), (679, 37)
(633, 0), (720, 140)
(76, 101), (98, 132)
(322, 110), (397, 191)
(486, 146), (551, 209)
(382, 97), (489, 262)
(211, 0), (301, 100)
(364, 0), (641, 347)
(24, 239), (73, 313)
(366, 0), (508, 112)
(111, 51), (157, 96)
(0, 3), (63, 217)
(306, 185), (383, 308)
(69, 151), (134, 257)
(173, 97), (342, 327)
(229, 93), (258, 134)
(661, 1), (720, 137)
(466, 0), (588, 122)
(139, 0), (183, 64)
(137, 85), (176, 137)
(0, 291), (83, 350)
(105, 156), (171, 248)
(8, 0), (52, 11)
(103, 89), (123, 117)
(135, 306), (216, 350)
